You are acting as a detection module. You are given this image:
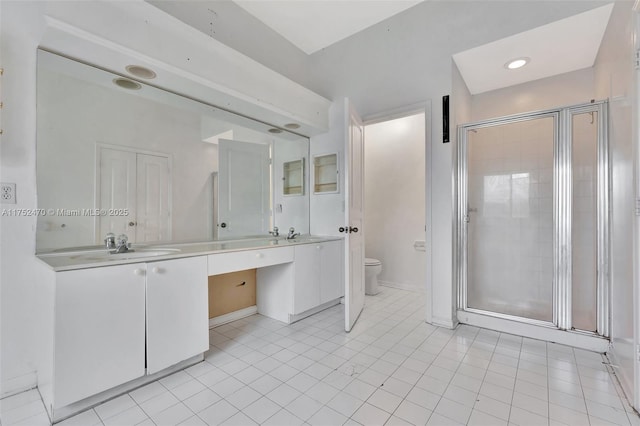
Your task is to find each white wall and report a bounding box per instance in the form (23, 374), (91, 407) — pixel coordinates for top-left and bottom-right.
(364, 113), (426, 292)
(592, 0), (636, 404)
(1, 1), (49, 397)
(445, 64), (473, 327)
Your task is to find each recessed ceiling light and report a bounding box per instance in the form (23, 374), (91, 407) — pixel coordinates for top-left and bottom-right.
(112, 78), (142, 90)
(284, 123), (300, 130)
(505, 57), (530, 70)
(125, 65), (157, 79)
(268, 128), (283, 134)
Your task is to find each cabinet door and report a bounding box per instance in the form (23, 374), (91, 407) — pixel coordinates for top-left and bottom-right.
(55, 264), (146, 407)
(320, 240), (344, 304)
(146, 256), (208, 374)
(293, 244), (320, 314)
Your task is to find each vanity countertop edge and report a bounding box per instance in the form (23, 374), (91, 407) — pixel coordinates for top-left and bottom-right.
(37, 236), (344, 272)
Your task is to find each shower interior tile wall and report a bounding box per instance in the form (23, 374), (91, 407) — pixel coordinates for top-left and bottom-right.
(467, 117), (554, 321)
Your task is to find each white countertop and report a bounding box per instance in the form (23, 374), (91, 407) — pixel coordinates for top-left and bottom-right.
(37, 235), (343, 272)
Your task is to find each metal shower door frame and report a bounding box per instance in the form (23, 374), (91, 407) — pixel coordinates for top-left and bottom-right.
(455, 101), (609, 336)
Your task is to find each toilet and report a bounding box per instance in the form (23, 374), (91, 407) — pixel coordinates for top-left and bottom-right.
(365, 258), (382, 295)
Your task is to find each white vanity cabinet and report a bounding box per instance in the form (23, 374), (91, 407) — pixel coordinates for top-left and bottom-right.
(293, 240), (343, 314)
(293, 244), (321, 314)
(37, 237), (342, 420)
(319, 240), (344, 303)
(146, 256), (209, 374)
(41, 256), (208, 419)
(54, 263), (146, 408)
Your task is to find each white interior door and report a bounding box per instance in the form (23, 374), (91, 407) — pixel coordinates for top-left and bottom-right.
(136, 154), (171, 242)
(218, 139), (271, 239)
(344, 99), (365, 332)
(98, 146), (171, 244)
(98, 147), (137, 241)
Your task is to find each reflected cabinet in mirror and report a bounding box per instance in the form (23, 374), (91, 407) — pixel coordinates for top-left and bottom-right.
(283, 159), (304, 196)
(313, 153), (339, 194)
(36, 50), (310, 251)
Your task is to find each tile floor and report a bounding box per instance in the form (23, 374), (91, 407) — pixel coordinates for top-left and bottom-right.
(2, 287), (639, 426)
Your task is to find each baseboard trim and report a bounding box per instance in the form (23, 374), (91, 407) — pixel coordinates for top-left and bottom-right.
(289, 299), (340, 324)
(1, 371), (38, 399)
(430, 315), (459, 329)
(209, 306), (258, 328)
(606, 348), (635, 407)
(379, 281), (425, 293)
(52, 355), (203, 423)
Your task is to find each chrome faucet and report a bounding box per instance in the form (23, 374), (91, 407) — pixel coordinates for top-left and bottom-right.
(286, 227), (300, 240)
(269, 226), (279, 237)
(115, 234), (131, 253)
(104, 233), (116, 250)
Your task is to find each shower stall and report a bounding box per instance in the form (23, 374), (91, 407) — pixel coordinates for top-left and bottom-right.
(456, 101), (609, 348)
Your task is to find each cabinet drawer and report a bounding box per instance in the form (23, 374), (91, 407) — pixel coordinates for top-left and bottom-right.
(208, 247), (294, 275)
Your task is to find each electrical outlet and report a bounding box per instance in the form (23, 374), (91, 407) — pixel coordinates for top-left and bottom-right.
(1, 183), (16, 204)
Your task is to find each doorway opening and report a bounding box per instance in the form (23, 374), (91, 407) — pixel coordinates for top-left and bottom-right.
(363, 111), (427, 294)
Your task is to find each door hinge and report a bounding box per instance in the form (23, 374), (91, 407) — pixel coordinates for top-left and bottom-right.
(636, 49), (640, 70)
(635, 197), (640, 216)
(637, 344), (640, 361)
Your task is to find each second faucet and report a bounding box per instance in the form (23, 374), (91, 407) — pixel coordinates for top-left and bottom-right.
(286, 227), (300, 240)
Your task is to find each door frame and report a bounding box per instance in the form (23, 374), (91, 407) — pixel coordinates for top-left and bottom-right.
(455, 101), (609, 342)
(633, 5), (640, 411)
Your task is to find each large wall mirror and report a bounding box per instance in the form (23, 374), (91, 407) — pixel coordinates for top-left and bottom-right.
(36, 50), (310, 252)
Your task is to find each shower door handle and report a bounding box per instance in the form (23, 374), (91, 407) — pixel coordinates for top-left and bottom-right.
(465, 207), (477, 223)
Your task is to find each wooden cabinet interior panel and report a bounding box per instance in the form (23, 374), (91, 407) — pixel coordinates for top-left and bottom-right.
(209, 269), (257, 318)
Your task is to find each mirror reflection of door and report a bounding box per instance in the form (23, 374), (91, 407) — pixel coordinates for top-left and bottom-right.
(218, 139), (271, 239)
(97, 146), (171, 244)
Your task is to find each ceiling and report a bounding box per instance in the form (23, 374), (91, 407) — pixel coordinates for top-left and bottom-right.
(148, 0), (616, 116)
(232, 0), (423, 54)
(453, 3), (614, 95)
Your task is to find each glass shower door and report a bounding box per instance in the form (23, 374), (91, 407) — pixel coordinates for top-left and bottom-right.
(459, 101), (609, 336)
(466, 115), (556, 323)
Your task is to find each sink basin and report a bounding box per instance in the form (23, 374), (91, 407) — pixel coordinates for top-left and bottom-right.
(69, 248), (181, 261)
